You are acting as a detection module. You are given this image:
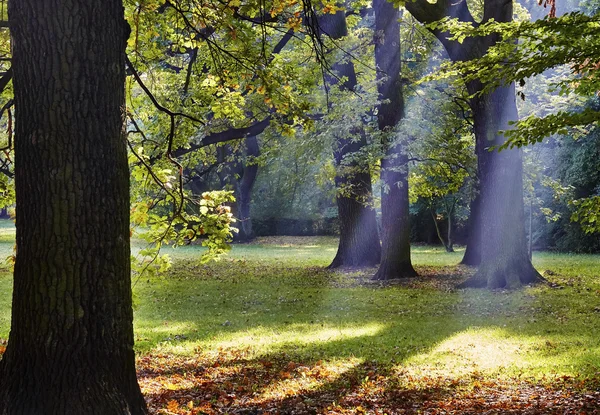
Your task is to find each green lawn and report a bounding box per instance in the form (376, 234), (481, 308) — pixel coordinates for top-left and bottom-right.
(128, 237), (600, 381)
(0, 225), (599, 412)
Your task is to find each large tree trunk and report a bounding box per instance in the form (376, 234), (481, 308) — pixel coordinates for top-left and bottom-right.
(320, 10), (381, 269)
(458, 85), (542, 288)
(460, 192), (482, 265)
(372, 0), (417, 280)
(216, 137), (259, 242)
(0, 1), (147, 413)
(405, 0), (542, 288)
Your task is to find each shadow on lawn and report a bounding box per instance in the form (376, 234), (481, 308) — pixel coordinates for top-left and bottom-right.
(135, 259), (600, 413)
(139, 330), (600, 414)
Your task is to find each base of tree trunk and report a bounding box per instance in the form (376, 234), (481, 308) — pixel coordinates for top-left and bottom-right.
(460, 246), (481, 266)
(0, 356), (147, 415)
(233, 233), (255, 243)
(372, 261), (418, 281)
(328, 253), (379, 269)
(457, 259), (546, 289)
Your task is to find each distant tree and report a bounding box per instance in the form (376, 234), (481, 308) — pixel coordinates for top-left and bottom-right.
(318, 9), (382, 268)
(408, 88), (476, 253)
(215, 136), (260, 242)
(419, 1), (600, 236)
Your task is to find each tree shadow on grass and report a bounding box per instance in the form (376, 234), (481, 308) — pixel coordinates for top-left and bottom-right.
(139, 331), (600, 414)
(135, 260), (600, 413)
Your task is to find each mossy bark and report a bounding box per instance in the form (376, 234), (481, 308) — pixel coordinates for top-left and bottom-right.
(0, 0), (147, 413)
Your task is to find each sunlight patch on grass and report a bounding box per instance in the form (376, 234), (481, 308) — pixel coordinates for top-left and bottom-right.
(215, 323), (384, 349)
(149, 322), (386, 356)
(401, 327), (530, 378)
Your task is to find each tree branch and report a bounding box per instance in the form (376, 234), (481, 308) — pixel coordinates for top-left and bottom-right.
(405, 0), (482, 62)
(173, 117), (272, 158)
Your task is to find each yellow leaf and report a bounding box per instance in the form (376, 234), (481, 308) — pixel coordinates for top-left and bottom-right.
(166, 400), (179, 412)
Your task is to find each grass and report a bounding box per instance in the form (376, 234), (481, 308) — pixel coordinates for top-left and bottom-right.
(0, 225), (599, 412)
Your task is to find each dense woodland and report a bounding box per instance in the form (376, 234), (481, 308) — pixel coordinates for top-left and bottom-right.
(0, 0), (599, 413)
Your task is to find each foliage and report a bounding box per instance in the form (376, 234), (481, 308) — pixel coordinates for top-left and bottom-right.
(421, 7), (600, 149)
(571, 195), (600, 233)
(130, 144), (237, 276)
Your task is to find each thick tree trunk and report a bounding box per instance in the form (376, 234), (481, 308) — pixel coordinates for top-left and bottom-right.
(215, 136), (258, 242)
(0, 1), (147, 413)
(405, 0), (542, 287)
(372, 0), (417, 280)
(458, 85), (542, 288)
(320, 10), (381, 268)
(329, 169), (382, 268)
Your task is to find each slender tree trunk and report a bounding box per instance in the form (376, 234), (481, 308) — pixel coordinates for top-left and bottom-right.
(446, 200), (455, 252)
(319, 10), (381, 268)
(430, 206), (449, 251)
(0, 1), (147, 413)
(372, 0), (417, 280)
(235, 136), (259, 242)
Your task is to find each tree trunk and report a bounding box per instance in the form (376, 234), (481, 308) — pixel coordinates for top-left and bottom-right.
(372, 0), (417, 280)
(460, 192), (482, 265)
(430, 206), (449, 251)
(458, 84), (542, 288)
(0, 1), (147, 413)
(235, 136), (259, 242)
(446, 200), (455, 252)
(405, 0), (542, 287)
(319, 10), (381, 269)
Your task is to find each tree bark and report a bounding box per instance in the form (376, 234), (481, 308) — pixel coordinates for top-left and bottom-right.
(458, 84), (542, 288)
(235, 136), (259, 242)
(319, 10), (382, 269)
(460, 192), (482, 265)
(0, 0), (147, 413)
(406, 0), (542, 287)
(215, 136), (259, 242)
(446, 199), (455, 252)
(372, 0), (417, 280)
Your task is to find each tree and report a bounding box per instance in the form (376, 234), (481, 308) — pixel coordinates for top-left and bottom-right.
(405, 0), (543, 288)
(408, 86), (476, 253)
(0, 0), (148, 413)
(318, 9), (382, 268)
(418, 3), (600, 234)
(372, 0), (417, 280)
(215, 136), (260, 242)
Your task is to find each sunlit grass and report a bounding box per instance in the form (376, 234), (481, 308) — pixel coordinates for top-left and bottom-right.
(130, 235), (600, 387)
(0, 224), (599, 396)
